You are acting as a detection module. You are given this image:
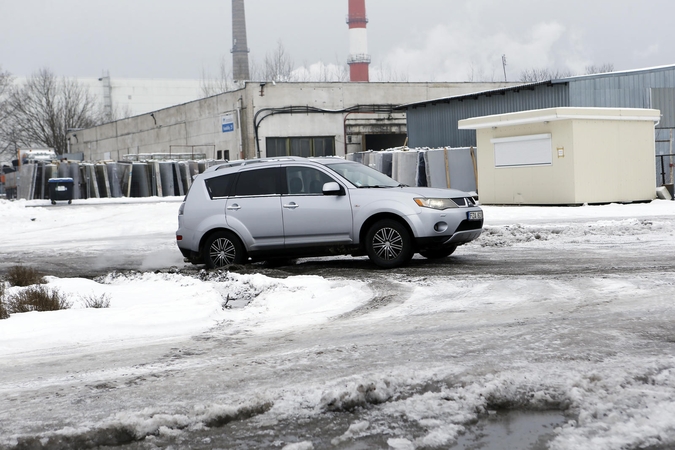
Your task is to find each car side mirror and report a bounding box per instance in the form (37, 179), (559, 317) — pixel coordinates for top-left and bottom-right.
(322, 182), (344, 196)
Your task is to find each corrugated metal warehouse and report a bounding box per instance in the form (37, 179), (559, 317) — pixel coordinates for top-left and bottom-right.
(401, 65), (675, 185)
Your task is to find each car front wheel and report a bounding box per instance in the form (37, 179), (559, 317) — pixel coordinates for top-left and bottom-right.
(365, 219), (413, 268)
(204, 231), (246, 268)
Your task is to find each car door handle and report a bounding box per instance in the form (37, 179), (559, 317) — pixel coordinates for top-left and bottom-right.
(283, 202), (299, 209)
(227, 204), (241, 211)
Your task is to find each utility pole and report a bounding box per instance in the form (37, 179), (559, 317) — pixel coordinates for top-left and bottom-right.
(502, 54), (508, 82)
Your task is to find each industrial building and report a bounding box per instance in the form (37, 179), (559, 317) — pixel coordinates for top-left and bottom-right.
(66, 81), (516, 162)
(399, 64), (675, 189)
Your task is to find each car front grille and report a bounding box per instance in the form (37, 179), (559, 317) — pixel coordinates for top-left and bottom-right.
(452, 197), (476, 207)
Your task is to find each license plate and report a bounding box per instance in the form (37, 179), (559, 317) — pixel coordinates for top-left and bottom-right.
(468, 211), (483, 220)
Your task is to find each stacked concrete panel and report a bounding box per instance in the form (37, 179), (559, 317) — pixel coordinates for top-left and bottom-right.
(349, 147), (478, 192)
(7, 159), (222, 200)
(106, 163), (124, 198)
(423, 148), (477, 192)
(159, 162), (175, 197)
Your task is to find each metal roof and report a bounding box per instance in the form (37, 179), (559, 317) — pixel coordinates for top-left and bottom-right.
(397, 64), (675, 110)
(396, 81), (557, 109)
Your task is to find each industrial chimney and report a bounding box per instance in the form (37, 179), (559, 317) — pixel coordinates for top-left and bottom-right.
(347, 0), (370, 82)
(231, 0), (250, 82)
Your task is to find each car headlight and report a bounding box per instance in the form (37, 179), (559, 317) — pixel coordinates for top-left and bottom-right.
(414, 198), (458, 210)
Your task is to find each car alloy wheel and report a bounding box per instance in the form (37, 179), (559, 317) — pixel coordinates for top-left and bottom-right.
(365, 219), (413, 268)
(204, 231), (245, 268)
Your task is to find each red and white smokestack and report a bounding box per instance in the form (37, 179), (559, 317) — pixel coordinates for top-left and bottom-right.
(347, 0), (370, 82)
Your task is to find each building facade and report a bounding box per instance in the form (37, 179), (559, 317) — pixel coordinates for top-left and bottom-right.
(68, 81), (517, 162)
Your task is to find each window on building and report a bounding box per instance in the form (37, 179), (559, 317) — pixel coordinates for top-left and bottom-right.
(491, 134), (552, 168)
(266, 137), (335, 157)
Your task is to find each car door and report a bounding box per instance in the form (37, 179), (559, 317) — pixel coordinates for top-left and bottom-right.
(225, 167), (284, 251)
(282, 165), (353, 247)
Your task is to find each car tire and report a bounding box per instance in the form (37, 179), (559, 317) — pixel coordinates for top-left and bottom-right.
(204, 231), (247, 269)
(365, 219), (413, 268)
(419, 245), (457, 259)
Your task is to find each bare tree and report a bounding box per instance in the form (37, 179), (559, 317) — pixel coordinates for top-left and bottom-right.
(466, 61), (498, 82)
(8, 68), (104, 155)
(294, 57), (349, 82)
(519, 64), (615, 82)
(200, 56), (238, 97)
(0, 67), (12, 123)
(519, 68), (574, 82)
(0, 66), (15, 159)
(263, 40), (296, 82)
(248, 57), (262, 82)
(585, 63), (614, 75)
(371, 60), (409, 82)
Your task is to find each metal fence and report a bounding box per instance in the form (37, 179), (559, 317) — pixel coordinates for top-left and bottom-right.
(656, 153), (675, 187)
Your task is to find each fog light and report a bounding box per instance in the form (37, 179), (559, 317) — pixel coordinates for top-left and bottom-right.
(434, 222), (448, 232)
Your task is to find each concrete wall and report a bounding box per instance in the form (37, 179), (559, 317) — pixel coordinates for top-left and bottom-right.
(572, 119), (656, 203)
(460, 108), (660, 205)
(69, 81), (514, 162)
(474, 120), (576, 204)
(72, 90), (243, 161)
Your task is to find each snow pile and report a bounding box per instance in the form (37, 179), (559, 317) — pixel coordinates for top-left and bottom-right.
(0, 271), (371, 357)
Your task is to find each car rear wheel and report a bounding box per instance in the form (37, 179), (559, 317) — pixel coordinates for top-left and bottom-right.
(204, 231), (246, 268)
(365, 219), (413, 268)
(419, 245), (457, 259)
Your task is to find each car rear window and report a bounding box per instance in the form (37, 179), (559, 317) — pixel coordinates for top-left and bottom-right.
(204, 173), (236, 199)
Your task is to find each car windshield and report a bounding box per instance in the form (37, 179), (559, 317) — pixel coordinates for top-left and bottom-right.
(326, 162), (402, 188)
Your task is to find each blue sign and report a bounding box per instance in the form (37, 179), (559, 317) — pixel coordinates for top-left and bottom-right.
(222, 114), (235, 133)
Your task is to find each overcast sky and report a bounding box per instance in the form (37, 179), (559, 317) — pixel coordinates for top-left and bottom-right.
(1, 0), (673, 82)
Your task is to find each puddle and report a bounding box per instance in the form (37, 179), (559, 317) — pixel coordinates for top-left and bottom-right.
(107, 409), (566, 450)
(453, 410), (566, 449)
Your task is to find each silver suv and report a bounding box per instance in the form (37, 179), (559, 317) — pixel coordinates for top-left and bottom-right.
(176, 157), (483, 268)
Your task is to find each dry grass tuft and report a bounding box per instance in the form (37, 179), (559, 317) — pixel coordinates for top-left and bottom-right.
(0, 283), (8, 319)
(81, 293), (111, 309)
(7, 286), (71, 313)
(7, 265), (46, 287)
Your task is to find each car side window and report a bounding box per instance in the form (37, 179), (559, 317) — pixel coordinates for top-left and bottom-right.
(234, 167), (281, 196)
(286, 166), (336, 195)
(204, 173), (236, 199)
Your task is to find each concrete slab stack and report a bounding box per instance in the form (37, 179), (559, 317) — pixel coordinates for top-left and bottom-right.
(6, 158), (226, 200)
(391, 151), (418, 187)
(349, 147), (478, 192)
(106, 162), (124, 198)
(159, 162), (175, 197)
(131, 162), (151, 197)
(95, 164), (111, 198)
(423, 147), (477, 192)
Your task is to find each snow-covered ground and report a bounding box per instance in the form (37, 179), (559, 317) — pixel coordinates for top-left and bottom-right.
(1, 198), (675, 449)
